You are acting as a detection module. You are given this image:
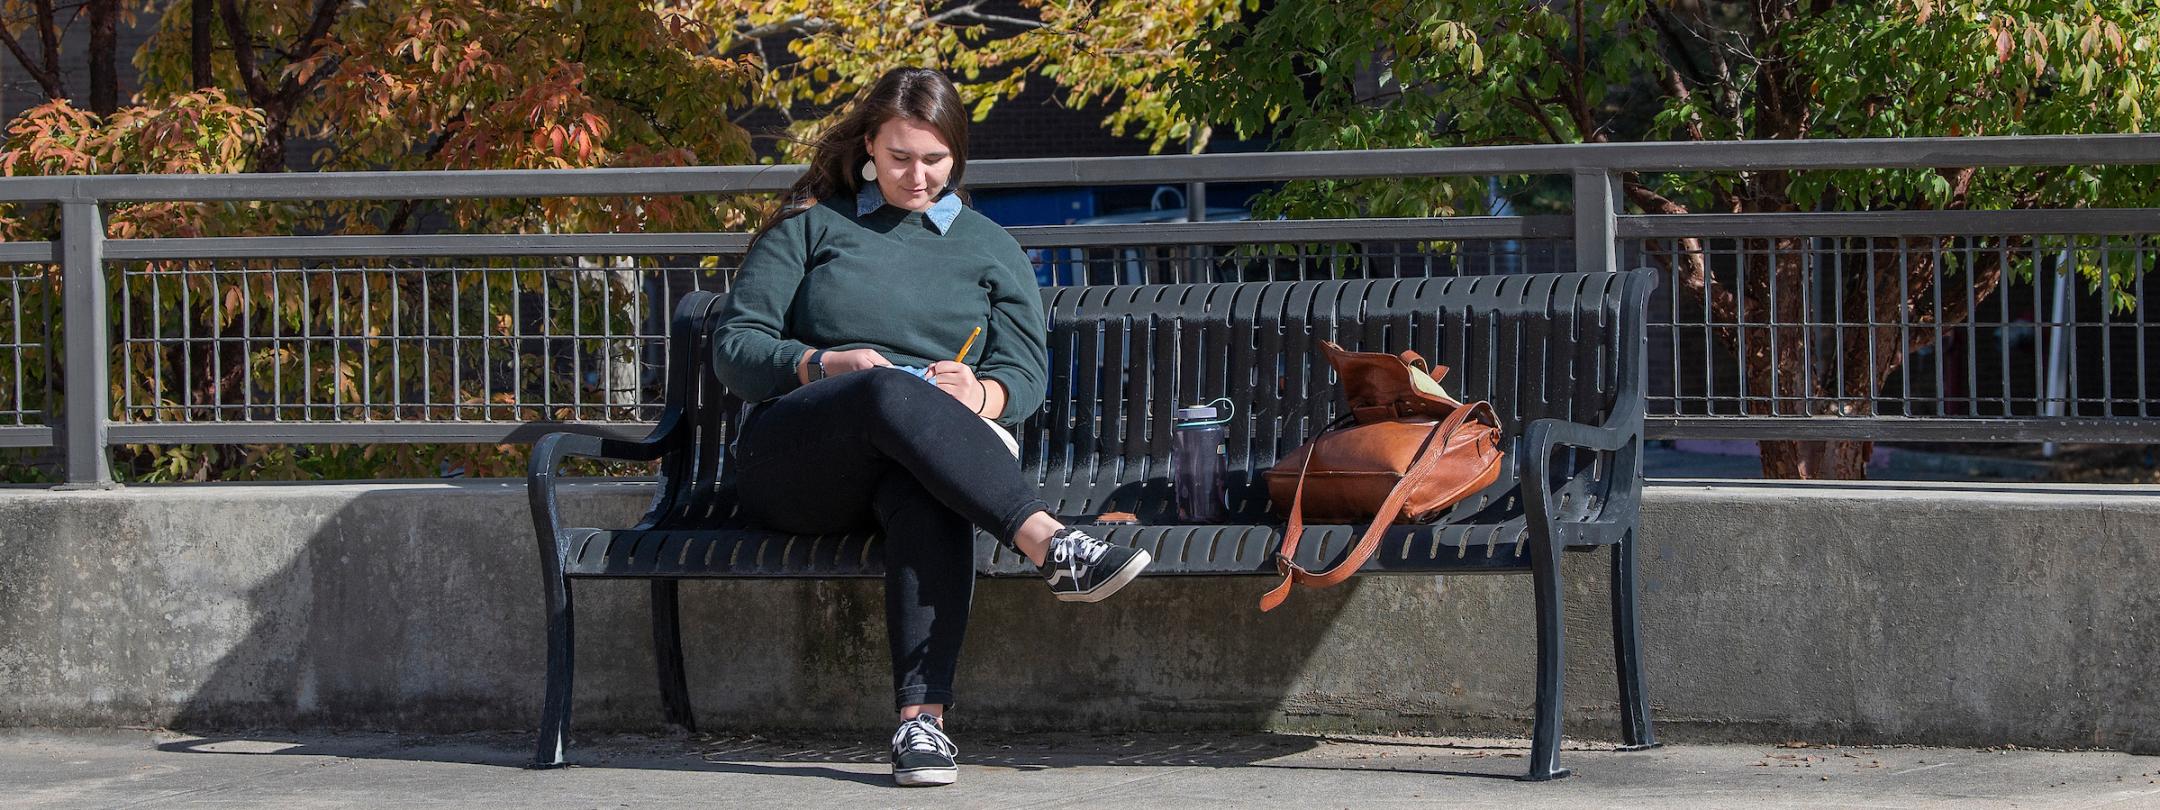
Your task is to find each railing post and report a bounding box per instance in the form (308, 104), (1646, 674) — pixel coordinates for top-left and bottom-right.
(1573, 167), (1618, 274)
(60, 201), (113, 488)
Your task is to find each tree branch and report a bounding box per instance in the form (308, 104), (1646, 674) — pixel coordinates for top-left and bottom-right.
(1644, 3), (1712, 92)
(1509, 77), (1567, 143)
(1626, 180), (1743, 330)
(1564, 0), (1603, 142)
(34, 0), (60, 81)
(1657, 66), (1707, 142)
(273, 0), (344, 106)
(1937, 166), (1976, 210)
(913, 1), (1044, 32)
(217, 0), (274, 104)
(0, 25), (66, 101)
(732, 14), (835, 41)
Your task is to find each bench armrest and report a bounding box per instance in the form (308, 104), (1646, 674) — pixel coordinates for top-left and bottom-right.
(527, 419), (683, 574)
(1523, 415), (1632, 455)
(1520, 404), (1644, 542)
(527, 426), (677, 478)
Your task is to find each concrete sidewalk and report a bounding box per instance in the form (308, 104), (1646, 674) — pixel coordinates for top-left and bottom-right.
(2, 729), (2154, 809)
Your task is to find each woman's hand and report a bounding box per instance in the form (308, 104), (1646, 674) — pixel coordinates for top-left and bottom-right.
(925, 361), (986, 414)
(820, 348), (894, 376)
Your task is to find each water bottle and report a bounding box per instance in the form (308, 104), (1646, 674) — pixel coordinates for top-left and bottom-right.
(1172, 399), (1232, 523)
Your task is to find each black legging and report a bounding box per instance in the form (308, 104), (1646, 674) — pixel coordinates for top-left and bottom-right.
(732, 369), (1049, 710)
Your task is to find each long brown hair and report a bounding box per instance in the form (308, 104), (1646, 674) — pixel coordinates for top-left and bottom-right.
(749, 67), (971, 246)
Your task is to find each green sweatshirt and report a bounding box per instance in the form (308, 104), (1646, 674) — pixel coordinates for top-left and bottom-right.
(710, 193), (1049, 428)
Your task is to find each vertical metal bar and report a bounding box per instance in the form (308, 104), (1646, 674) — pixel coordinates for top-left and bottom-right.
(2031, 239), (2046, 417)
(1930, 240), (1945, 417)
(1735, 242), (1749, 413)
(510, 262), (524, 420)
(269, 262), (282, 419)
(118, 262), (132, 422)
(11, 264), (25, 424)
(2138, 238), (2149, 418)
(533, 266), (544, 419)
(2056, 237), (2073, 419)
(1767, 240), (1781, 415)
(359, 258), (372, 417)
(421, 265), (432, 418)
(1701, 240), (1714, 414)
(61, 202), (112, 487)
(2101, 236), (2116, 416)
(1832, 239), (1847, 417)
(300, 263), (313, 418)
(42, 262), (54, 425)
(1668, 241), (1682, 413)
(240, 261), (255, 418)
(1963, 238), (1978, 417)
(483, 261), (495, 420)
(1897, 241), (1913, 416)
(570, 267), (582, 417)
(387, 262), (400, 419)
(1798, 239), (1812, 416)
(1997, 240), (2012, 417)
(180, 250), (194, 417)
(330, 264), (344, 416)
(1865, 238), (1880, 412)
(452, 261), (463, 419)
(1572, 168), (1618, 275)
(210, 260), (224, 420)
(2044, 245), (2073, 434)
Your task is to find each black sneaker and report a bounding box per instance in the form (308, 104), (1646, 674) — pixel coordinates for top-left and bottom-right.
(1041, 527), (1150, 603)
(890, 713), (957, 787)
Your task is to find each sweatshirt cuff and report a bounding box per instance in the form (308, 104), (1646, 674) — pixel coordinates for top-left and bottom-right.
(978, 369), (1024, 426)
(768, 340), (812, 397)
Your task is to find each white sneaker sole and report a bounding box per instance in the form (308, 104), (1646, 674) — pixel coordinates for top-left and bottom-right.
(1054, 550), (1151, 603)
(894, 766), (957, 787)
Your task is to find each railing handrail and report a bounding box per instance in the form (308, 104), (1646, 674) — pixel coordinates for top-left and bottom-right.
(2, 134), (2158, 203)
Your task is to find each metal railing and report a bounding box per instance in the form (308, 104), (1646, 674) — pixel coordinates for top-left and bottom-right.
(0, 134), (2155, 485)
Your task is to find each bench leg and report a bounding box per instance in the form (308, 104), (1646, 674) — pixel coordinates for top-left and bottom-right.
(651, 580), (697, 733)
(531, 576), (575, 769)
(1524, 537), (1572, 781)
(1610, 530), (1660, 751)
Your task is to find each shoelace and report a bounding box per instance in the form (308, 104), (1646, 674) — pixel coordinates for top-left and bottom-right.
(892, 715), (956, 759)
(1049, 532), (1111, 577)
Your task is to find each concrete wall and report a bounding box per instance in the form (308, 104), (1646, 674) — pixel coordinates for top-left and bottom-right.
(0, 479), (2153, 752)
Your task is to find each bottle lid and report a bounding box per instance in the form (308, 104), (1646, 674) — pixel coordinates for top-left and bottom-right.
(1174, 406), (1219, 421)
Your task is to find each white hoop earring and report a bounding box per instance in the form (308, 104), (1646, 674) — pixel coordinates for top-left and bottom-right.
(860, 160), (877, 182)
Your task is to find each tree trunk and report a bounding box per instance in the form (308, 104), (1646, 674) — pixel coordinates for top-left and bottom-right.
(251, 107), (289, 171)
(192, 0), (215, 89)
(1759, 439), (1871, 478)
(88, 0), (118, 114)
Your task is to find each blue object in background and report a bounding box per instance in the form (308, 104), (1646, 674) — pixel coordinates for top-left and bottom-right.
(970, 189), (1098, 286)
(970, 189), (1096, 227)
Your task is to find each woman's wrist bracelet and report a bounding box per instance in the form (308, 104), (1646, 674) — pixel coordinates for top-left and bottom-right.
(971, 380), (988, 415)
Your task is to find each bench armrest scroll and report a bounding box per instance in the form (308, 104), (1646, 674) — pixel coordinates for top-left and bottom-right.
(1520, 410), (1643, 542)
(527, 421), (683, 575)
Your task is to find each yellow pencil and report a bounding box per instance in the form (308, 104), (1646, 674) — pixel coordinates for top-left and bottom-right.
(953, 326), (982, 363)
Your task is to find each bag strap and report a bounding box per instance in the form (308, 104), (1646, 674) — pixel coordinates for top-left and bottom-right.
(1259, 402), (1493, 612)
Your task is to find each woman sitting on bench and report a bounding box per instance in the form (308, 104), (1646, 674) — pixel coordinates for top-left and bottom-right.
(710, 66), (1151, 789)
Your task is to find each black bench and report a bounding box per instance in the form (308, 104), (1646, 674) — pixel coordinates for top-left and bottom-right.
(527, 268), (1660, 780)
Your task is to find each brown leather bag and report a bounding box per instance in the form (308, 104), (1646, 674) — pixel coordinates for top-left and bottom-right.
(1258, 340), (1505, 612)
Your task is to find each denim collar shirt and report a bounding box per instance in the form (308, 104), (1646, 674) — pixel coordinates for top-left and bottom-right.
(856, 182), (964, 234)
